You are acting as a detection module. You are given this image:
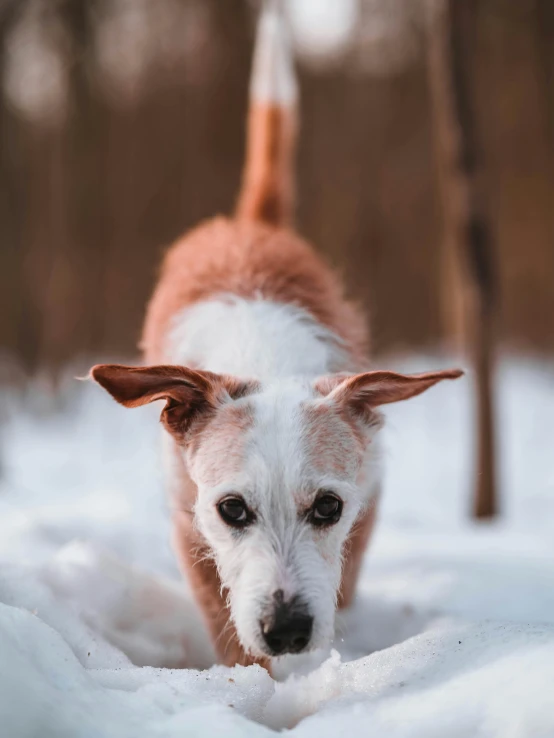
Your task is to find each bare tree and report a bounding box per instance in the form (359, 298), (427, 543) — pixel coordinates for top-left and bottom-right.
(426, 0), (498, 518)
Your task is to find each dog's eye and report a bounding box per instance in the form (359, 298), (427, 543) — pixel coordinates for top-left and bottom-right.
(310, 493), (343, 526)
(217, 497), (254, 528)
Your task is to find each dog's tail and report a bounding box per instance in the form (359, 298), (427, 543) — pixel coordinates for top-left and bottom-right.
(236, 0), (298, 227)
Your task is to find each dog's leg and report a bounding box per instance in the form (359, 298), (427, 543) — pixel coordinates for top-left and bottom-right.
(338, 499), (378, 609)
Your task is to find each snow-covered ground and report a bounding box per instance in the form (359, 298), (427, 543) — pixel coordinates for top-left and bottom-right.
(1, 355), (553, 737)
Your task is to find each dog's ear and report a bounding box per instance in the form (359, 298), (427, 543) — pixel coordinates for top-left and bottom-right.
(91, 364), (258, 437)
(315, 368), (463, 423)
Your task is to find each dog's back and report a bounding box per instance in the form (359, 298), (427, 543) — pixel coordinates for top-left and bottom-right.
(141, 4), (367, 375)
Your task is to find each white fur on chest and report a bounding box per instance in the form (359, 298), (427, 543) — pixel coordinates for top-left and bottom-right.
(165, 295), (352, 379)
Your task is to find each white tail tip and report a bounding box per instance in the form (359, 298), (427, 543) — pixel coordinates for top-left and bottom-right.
(250, 1), (297, 107)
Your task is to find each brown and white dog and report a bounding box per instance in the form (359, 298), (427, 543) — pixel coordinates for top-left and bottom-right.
(91, 4), (462, 670)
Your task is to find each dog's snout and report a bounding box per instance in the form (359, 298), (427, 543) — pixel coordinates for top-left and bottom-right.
(260, 591), (313, 655)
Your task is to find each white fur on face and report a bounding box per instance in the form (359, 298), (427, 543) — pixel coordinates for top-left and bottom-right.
(184, 378), (381, 658)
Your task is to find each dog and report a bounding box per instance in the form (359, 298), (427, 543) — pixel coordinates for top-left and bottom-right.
(91, 3), (462, 670)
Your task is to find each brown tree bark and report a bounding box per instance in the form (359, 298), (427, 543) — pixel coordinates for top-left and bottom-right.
(426, 0), (498, 518)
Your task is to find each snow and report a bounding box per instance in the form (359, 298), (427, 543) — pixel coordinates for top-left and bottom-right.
(1, 355), (553, 737)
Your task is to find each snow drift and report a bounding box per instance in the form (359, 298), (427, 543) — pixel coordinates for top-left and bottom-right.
(1, 355), (553, 737)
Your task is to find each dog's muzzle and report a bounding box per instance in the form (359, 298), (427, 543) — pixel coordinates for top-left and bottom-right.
(260, 590), (313, 656)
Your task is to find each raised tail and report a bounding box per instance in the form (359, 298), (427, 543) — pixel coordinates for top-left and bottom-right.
(236, 0), (298, 227)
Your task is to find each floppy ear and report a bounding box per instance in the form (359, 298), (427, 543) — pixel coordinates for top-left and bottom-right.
(91, 364), (258, 437)
(315, 368), (463, 422)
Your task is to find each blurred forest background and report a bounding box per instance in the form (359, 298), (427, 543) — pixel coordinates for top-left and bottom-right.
(1, 0), (553, 378)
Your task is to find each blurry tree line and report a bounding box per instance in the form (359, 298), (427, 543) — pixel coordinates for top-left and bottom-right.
(1, 0), (553, 376)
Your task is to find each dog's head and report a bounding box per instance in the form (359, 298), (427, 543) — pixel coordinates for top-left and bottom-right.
(92, 363), (462, 659)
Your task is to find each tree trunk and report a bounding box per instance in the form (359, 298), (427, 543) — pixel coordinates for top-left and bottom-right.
(426, 0), (498, 518)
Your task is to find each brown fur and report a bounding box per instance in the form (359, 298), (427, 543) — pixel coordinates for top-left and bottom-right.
(316, 369), (464, 427)
(302, 403), (364, 480)
(338, 503), (378, 609)
(91, 363), (260, 440)
(188, 401), (255, 488)
(141, 217), (368, 366)
(236, 104), (296, 226)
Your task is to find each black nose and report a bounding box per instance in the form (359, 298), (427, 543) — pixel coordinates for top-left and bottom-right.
(261, 593), (313, 655)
